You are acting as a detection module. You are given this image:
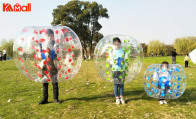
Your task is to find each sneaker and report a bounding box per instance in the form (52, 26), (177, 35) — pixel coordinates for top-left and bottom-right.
(116, 99), (120, 105)
(54, 99), (60, 104)
(120, 98), (125, 104)
(163, 100), (167, 104)
(159, 100), (164, 104)
(39, 100), (48, 105)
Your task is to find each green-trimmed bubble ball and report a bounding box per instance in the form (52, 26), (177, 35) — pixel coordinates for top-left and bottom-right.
(94, 35), (144, 84)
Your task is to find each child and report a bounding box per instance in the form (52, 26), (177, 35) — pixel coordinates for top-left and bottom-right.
(184, 54), (189, 67)
(3, 48), (6, 60)
(109, 37), (126, 104)
(154, 61), (171, 104)
(0, 51), (2, 61)
(38, 29), (60, 104)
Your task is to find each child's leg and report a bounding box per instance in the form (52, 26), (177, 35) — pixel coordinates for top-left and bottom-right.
(159, 90), (164, 104)
(52, 83), (59, 100)
(158, 85), (164, 102)
(114, 84), (119, 98)
(39, 83), (49, 104)
(185, 61), (188, 67)
(51, 74), (59, 101)
(164, 85), (169, 98)
(43, 83), (49, 101)
(160, 85), (169, 104)
(119, 84), (124, 98)
(119, 84), (125, 104)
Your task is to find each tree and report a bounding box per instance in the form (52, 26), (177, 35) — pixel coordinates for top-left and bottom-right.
(1, 39), (14, 58)
(163, 45), (173, 56)
(51, 0), (109, 58)
(174, 37), (196, 55)
(141, 43), (147, 56)
(147, 40), (165, 56)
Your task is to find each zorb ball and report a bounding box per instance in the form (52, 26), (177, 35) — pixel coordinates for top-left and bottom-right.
(94, 35), (143, 84)
(144, 64), (186, 99)
(13, 26), (82, 83)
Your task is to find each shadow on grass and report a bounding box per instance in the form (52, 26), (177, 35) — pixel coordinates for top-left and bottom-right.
(169, 88), (196, 105)
(60, 89), (153, 103)
(60, 88), (196, 105)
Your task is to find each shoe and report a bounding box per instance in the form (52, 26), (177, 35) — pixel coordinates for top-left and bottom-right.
(120, 98), (125, 104)
(54, 99), (60, 104)
(116, 99), (120, 105)
(163, 100), (167, 104)
(159, 100), (164, 104)
(39, 100), (48, 105)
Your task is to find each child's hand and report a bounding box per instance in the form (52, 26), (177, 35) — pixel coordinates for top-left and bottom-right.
(153, 78), (158, 81)
(110, 64), (112, 68)
(39, 59), (45, 69)
(153, 72), (158, 81)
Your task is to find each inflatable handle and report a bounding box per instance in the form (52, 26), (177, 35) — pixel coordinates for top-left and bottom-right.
(117, 57), (121, 66)
(51, 50), (55, 60)
(41, 52), (46, 59)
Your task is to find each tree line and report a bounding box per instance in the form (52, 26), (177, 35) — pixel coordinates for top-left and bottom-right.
(0, 39), (14, 58)
(143, 37), (196, 56)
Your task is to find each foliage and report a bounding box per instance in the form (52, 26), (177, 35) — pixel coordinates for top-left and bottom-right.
(0, 39), (14, 58)
(147, 40), (165, 56)
(51, 0), (109, 58)
(174, 37), (196, 55)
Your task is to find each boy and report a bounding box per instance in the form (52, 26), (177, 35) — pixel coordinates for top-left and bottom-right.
(39, 29), (59, 104)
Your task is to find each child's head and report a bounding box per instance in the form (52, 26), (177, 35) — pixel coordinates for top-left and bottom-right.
(113, 37), (121, 49)
(161, 61), (169, 70)
(47, 29), (54, 41)
(47, 29), (55, 48)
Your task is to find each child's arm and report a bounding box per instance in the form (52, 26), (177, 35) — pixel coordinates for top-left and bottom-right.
(108, 49), (114, 65)
(153, 71), (159, 81)
(37, 44), (45, 69)
(53, 45), (61, 70)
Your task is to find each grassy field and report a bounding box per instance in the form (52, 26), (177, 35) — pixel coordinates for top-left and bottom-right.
(0, 56), (195, 119)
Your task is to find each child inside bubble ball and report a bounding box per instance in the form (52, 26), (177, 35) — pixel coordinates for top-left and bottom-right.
(109, 37), (126, 104)
(38, 29), (60, 104)
(153, 61), (171, 104)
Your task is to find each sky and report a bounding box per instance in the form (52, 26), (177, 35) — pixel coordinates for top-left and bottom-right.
(0, 0), (196, 45)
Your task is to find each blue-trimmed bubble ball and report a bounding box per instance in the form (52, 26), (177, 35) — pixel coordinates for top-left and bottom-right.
(144, 64), (186, 99)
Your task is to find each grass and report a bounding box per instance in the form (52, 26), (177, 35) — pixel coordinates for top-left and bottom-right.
(0, 56), (196, 119)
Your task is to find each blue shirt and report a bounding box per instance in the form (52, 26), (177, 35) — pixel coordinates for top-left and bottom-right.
(112, 48), (125, 71)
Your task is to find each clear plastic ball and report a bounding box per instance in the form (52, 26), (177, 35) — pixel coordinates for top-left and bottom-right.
(13, 26), (82, 83)
(94, 35), (143, 84)
(144, 64), (186, 99)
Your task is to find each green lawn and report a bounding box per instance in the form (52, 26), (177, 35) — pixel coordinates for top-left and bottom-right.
(0, 56), (195, 119)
